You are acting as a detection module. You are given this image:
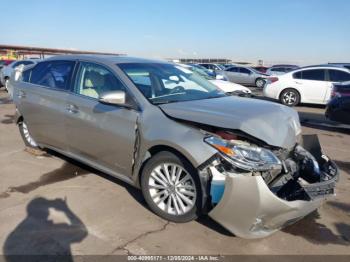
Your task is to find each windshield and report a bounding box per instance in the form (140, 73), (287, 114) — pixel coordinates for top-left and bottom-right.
(119, 63), (225, 105)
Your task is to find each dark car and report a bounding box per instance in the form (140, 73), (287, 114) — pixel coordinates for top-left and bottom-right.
(252, 66), (269, 74)
(326, 82), (350, 124)
(328, 63), (350, 71)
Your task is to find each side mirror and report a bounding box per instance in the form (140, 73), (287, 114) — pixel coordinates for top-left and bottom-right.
(99, 91), (126, 106)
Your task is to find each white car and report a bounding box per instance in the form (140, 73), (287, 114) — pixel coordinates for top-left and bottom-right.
(263, 66), (350, 106)
(0, 59), (39, 91)
(179, 64), (251, 96)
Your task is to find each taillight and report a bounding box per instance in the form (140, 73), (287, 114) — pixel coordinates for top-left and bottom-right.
(267, 77), (279, 84)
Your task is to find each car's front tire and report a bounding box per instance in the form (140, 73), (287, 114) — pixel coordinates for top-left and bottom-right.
(280, 88), (300, 106)
(18, 121), (39, 148)
(141, 151), (202, 223)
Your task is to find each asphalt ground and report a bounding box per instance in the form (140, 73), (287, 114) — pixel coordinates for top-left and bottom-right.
(0, 88), (349, 256)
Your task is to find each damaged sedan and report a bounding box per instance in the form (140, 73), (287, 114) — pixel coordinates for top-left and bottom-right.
(12, 55), (338, 239)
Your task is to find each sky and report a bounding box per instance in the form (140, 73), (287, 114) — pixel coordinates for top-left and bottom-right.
(1, 0), (350, 64)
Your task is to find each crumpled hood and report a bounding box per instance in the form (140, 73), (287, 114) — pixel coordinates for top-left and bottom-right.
(159, 96), (301, 149)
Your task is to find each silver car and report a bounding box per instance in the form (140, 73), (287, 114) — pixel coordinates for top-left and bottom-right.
(222, 66), (268, 88)
(12, 55), (338, 239)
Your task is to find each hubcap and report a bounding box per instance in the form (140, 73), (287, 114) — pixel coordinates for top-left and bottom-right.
(22, 122), (38, 147)
(148, 163), (197, 216)
(257, 79), (265, 88)
(283, 91), (297, 105)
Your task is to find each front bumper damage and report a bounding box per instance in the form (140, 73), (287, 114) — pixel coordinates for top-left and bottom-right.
(204, 135), (339, 239)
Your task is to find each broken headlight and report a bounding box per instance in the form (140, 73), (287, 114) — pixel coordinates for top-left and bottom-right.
(205, 136), (282, 172)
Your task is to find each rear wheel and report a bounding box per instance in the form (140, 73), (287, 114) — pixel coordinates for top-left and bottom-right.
(141, 152), (201, 223)
(19, 121), (38, 148)
(280, 88), (300, 106)
(255, 78), (265, 88)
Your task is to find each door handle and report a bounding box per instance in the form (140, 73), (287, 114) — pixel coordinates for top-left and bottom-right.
(295, 81), (302, 85)
(17, 90), (26, 98)
(66, 104), (79, 114)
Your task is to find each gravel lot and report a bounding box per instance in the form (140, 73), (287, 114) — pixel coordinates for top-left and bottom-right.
(0, 88), (349, 256)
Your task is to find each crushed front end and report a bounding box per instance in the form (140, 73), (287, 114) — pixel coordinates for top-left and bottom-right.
(201, 133), (339, 239)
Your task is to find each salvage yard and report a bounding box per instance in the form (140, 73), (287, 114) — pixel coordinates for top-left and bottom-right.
(0, 88), (349, 255)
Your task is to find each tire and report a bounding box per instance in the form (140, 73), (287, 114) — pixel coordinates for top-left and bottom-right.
(18, 121), (39, 148)
(255, 78), (265, 88)
(4, 78), (9, 92)
(279, 88), (300, 107)
(141, 151), (202, 223)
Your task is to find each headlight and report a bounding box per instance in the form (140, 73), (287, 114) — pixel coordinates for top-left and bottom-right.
(205, 136), (282, 172)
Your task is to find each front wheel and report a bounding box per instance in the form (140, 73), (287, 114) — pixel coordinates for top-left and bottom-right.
(255, 78), (265, 88)
(280, 88), (300, 106)
(19, 121), (39, 148)
(141, 152), (201, 223)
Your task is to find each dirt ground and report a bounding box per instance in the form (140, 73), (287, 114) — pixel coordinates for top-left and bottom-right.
(0, 89), (349, 256)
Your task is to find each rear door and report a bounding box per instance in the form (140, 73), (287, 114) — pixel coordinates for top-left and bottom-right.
(14, 60), (75, 150)
(65, 61), (138, 177)
(293, 69), (329, 103)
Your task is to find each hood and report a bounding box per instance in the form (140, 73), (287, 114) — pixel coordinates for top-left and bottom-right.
(209, 80), (251, 93)
(159, 96), (301, 149)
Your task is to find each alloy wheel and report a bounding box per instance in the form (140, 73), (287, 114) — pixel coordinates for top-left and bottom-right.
(282, 91), (297, 105)
(148, 163), (197, 216)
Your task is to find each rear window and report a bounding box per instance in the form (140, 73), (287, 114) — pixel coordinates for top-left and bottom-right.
(328, 69), (350, 82)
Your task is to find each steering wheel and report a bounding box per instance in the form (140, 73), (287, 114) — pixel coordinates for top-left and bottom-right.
(169, 86), (185, 94)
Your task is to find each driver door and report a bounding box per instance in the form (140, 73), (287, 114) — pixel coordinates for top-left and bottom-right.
(65, 61), (138, 177)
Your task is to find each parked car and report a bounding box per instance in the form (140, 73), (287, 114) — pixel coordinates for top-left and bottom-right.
(328, 63), (350, 71)
(325, 81), (350, 124)
(266, 65), (299, 76)
(222, 66), (268, 88)
(179, 64), (251, 96)
(0, 59), (39, 91)
(190, 64), (227, 81)
(264, 66), (350, 106)
(12, 55), (338, 239)
(0, 59), (15, 70)
(198, 63), (226, 72)
(252, 66), (269, 74)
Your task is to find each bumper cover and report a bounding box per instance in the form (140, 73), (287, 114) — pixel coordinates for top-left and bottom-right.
(209, 159), (339, 239)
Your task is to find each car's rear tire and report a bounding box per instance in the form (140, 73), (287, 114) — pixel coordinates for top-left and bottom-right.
(18, 121), (39, 148)
(255, 78), (265, 88)
(280, 88), (300, 106)
(141, 151), (202, 223)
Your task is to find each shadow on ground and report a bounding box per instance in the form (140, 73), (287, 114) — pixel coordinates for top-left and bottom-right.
(1, 114), (15, 124)
(3, 197), (88, 261)
(283, 211), (349, 246)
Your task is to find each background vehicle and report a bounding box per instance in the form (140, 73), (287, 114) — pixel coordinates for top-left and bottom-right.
(266, 65), (299, 76)
(0, 59), (15, 70)
(325, 81), (350, 124)
(252, 66), (269, 74)
(263, 66), (350, 106)
(190, 64), (227, 81)
(222, 66), (268, 88)
(198, 63), (226, 72)
(0, 59), (39, 91)
(180, 64), (251, 96)
(328, 63), (350, 70)
(12, 55), (338, 239)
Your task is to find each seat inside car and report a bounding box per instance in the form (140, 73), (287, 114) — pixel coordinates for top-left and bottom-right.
(81, 71), (103, 98)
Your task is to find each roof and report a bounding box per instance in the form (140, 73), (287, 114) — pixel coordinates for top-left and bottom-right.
(298, 64), (350, 71)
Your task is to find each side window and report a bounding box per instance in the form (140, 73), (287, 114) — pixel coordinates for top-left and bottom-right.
(328, 70), (350, 82)
(293, 71), (302, 79)
(227, 67), (239, 72)
(239, 68), (251, 74)
(300, 69), (325, 81)
(30, 61), (75, 90)
(75, 62), (125, 99)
